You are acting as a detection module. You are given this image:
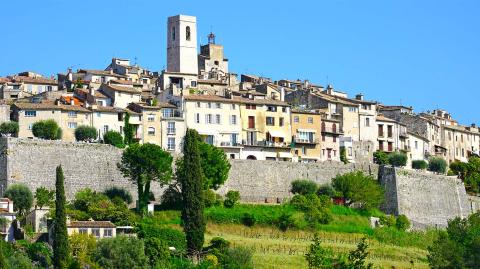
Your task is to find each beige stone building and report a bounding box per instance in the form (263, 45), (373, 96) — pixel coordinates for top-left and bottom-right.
(320, 117), (341, 161)
(182, 95), (242, 159)
(99, 84), (142, 109)
(291, 110), (322, 162)
(11, 101), (91, 142)
(376, 115), (408, 153)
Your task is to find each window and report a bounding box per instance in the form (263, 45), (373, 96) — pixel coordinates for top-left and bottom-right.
(172, 27), (176, 40)
(462, 148), (465, 157)
(248, 116), (255, 129)
(333, 136), (336, 142)
(148, 127), (155, 135)
(79, 228), (88, 235)
(206, 114), (213, 124)
(266, 117), (275, 126)
(163, 108), (173, 118)
(308, 117), (313, 124)
(215, 114), (221, 124)
(365, 118), (370, 127)
(167, 137), (176, 150)
(195, 113), (200, 123)
(104, 229), (113, 238)
(387, 125), (393, 138)
(28, 123), (33, 130)
(103, 125), (109, 133)
(461, 134), (464, 143)
(379, 141), (384, 151)
(215, 103), (222, 109)
(214, 60), (219, 66)
(96, 112), (101, 117)
(205, 135), (214, 145)
(246, 104), (256, 110)
(230, 115), (237, 125)
(302, 147), (307, 155)
(279, 117), (284, 127)
(267, 106), (277, 112)
(147, 114), (155, 122)
(68, 111), (77, 118)
(322, 134), (326, 142)
(167, 122), (175, 134)
(91, 228), (100, 238)
(415, 141), (418, 149)
(196, 102), (201, 108)
(348, 107), (357, 112)
(332, 123), (337, 133)
(25, 110), (36, 117)
(191, 81), (197, 87)
(118, 113), (123, 121)
(378, 125), (384, 137)
(186, 26), (191, 41)
(294, 116), (299, 123)
(207, 102), (212, 108)
(282, 107), (287, 113)
(68, 122), (77, 129)
(231, 104), (236, 110)
(448, 132), (451, 141)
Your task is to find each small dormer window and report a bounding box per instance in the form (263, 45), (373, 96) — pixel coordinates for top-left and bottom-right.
(186, 26), (191, 41)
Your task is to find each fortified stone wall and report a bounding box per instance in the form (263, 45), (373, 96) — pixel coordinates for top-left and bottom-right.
(0, 138), (164, 200)
(218, 159), (377, 203)
(378, 166), (472, 228)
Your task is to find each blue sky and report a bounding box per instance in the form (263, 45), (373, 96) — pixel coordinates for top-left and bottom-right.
(2, 0), (479, 124)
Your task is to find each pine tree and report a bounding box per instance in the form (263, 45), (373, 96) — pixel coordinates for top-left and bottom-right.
(53, 165), (70, 269)
(178, 129), (205, 260)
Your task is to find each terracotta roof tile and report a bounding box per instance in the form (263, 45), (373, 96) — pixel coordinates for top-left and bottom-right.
(68, 221), (116, 228)
(103, 84), (142, 94)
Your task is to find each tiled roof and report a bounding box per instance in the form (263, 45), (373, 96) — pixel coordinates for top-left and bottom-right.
(376, 114), (398, 123)
(128, 102), (176, 112)
(110, 79), (142, 86)
(311, 92), (358, 106)
(197, 79), (228, 85)
(11, 76), (57, 85)
(184, 94), (289, 106)
(0, 77), (10, 83)
(92, 106), (125, 113)
(103, 84), (141, 94)
(13, 101), (90, 113)
(78, 69), (127, 78)
(68, 221), (116, 229)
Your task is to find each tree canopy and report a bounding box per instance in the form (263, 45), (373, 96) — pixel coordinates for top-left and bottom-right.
(198, 142), (231, 190)
(34, 187), (55, 209)
(32, 119), (62, 140)
(103, 131), (125, 148)
(332, 171), (384, 210)
(3, 184), (33, 216)
(118, 143), (173, 215)
(74, 125), (97, 141)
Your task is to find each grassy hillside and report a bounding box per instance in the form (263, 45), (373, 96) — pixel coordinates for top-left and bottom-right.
(154, 204), (437, 268)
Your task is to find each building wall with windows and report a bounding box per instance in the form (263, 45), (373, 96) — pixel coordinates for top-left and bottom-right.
(319, 118), (341, 162)
(90, 107), (125, 141)
(291, 111), (321, 162)
(160, 107), (185, 154)
(59, 109), (92, 142)
(407, 132), (429, 167)
(183, 95), (242, 158)
(443, 125), (480, 164)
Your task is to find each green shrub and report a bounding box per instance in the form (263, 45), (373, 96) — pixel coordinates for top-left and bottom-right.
(395, 214), (411, 231)
(103, 187), (133, 204)
(388, 152), (407, 167)
(241, 213), (256, 227)
(204, 189), (223, 208)
(317, 184), (338, 198)
(223, 190), (240, 208)
(0, 121), (19, 137)
(103, 131), (125, 148)
(332, 171), (384, 210)
(373, 151), (389, 165)
(290, 179), (318, 195)
(136, 222), (187, 251)
(276, 212), (296, 231)
(221, 247), (254, 269)
(412, 160), (428, 170)
(379, 215), (396, 227)
(209, 237), (231, 251)
(32, 119), (62, 140)
(159, 184), (183, 210)
(93, 236), (148, 269)
(428, 157), (447, 174)
(143, 237), (170, 267)
(74, 125), (97, 141)
(340, 146), (348, 164)
(4, 183), (33, 216)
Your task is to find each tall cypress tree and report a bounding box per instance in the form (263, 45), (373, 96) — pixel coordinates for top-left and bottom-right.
(123, 112), (134, 145)
(178, 129), (205, 260)
(53, 165), (69, 269)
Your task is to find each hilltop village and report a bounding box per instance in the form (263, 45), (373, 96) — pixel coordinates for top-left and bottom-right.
(0, 14), (479, 168)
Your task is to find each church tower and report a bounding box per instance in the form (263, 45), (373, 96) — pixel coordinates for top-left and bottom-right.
(167, 15), (198, 75)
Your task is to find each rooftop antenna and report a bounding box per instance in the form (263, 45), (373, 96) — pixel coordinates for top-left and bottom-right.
(208, 31), (216, 44)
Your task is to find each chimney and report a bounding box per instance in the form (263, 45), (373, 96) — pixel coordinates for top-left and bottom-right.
(280, 87), (285, 102)
(355, 93), (364, 101)
(55, 99), (61, 106)
(70, 99), (75, 106)
(89, 87), (95, 96)
(109, 69), (114, 75)
(326, 84), (333, 95)
(67, 68), (73, 81)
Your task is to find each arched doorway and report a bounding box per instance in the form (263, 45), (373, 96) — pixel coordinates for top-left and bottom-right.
(246, 155), (257, 160)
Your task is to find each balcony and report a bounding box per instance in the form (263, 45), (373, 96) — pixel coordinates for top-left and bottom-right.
(399, 130), (408, 138)
(219, 141), (242, 147)
(321, 127), (343, 135)
(242, 140), (289, 148)
(293, 137), (319, 145)
(162, 109), (183, 119)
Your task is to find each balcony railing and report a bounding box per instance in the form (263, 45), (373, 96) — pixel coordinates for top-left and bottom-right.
(242, 140), (289, 148)
(293, 137), (319, 144)
(321, 127), (343, 135)
(219, 141), (242, 147)
(162, 110), (183, 118)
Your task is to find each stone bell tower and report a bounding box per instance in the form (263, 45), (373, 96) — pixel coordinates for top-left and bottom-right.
(167, 15), (198, 75)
